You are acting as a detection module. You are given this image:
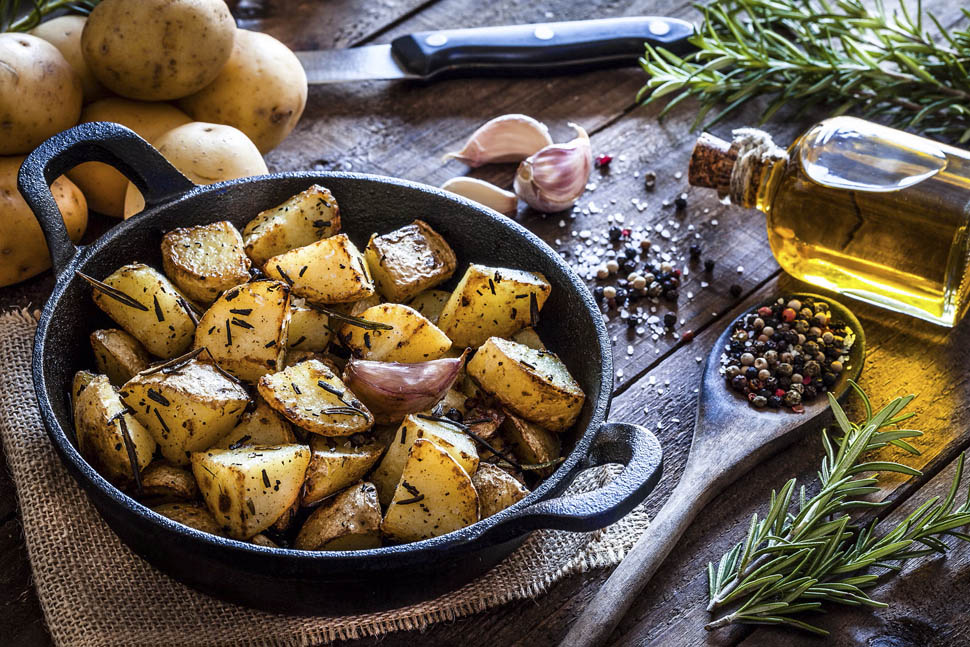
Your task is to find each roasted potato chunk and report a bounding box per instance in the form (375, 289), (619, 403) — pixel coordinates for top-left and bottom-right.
(287, 303), (331, 352)
(407, 289), (450, 324)
(295, 481), (382, 551)
(74, 375), (156, 486)
(302, 435), (385, 506)
(472, 463), (530, 517)
(213, 397), (296, 449)
(339, 303), (451, 363)
(191, 444), (311, 540)
(502, 413), (562, 477)
(365, 220), (456, 302)
(467, 337), (584, 432)
(330, 293), (382, 318)
(371, 414), (479, 506)
(153, 502), (225, 536)
(257, 359), (374, 436)
(89, 263), (196, 358)
(121, 359), (250, 465)
(511, 326), (546, 350)
(382, 438), (479, 542)
(265, 234), (375, 305)
(161, 221), (251, 305)
(194, 279), (291, 383)
(71, 369), (98, 407)
(243, 184), (341, 267)
(250, 533), (278, 547)
(139, 461), (198, 502)
(90, 328), (151, 385)
(437, 264), (551, 348)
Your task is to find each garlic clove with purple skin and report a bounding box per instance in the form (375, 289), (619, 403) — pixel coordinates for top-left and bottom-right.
(441, 177), (517, 216)
(514, 123), (592, 213)
(442, 114), (553, 167)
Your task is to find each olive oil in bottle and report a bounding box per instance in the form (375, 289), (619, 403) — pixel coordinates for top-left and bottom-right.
(689, 116), (970, 326)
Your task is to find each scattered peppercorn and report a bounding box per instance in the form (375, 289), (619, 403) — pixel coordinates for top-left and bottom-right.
(682, 329), (694, 342)
(663, 313), (677, 328)
(689, 244), (702, 259)
(729, 284), (743, 298)
(704, 259), (715, 272)
(644, 171), (656, 191)
(593, 286), (604, 302)
(595, 154), (613, 168)
(608, 226), (622, 242)
(623, 246), (638, 260)
(674, 193), (688, 210)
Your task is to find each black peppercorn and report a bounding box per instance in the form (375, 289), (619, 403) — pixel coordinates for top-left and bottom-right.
(731, 375), (748, 391)
(663, 288), (679, 301)
(674, 194), (687, 210)
(593, 286), (604, 302)
(689, 244), (702, 259)
(624, 246), (638, 259)
(663, 312), (676, 328)
(608, 226), (622, 242)
(768, 395), (782, 409)
(704, 259), (715, 272)
(730, 284), (743, 298)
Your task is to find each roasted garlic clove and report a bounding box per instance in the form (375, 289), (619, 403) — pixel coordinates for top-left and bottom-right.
(514, 123), (591, 213)
(443, 114), (553, 167)
(441, 177), (518, 216)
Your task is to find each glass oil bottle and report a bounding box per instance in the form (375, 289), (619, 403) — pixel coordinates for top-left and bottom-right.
(689, 116), (970, 326)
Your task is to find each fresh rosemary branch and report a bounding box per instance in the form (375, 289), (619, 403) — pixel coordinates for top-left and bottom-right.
(705, 382), (970, 635)
(1, 0), (99, 32)
(639, 0), (970, 142)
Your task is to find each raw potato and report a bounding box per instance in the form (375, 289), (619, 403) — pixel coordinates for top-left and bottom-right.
(161, 221), (252, 304)
(295, 481), (382, 551)
(81, 0), (236, 101)
(153, 502), (225, 536)
(90, 263), (196, 359)
(90, 328), (151, 385)
(265, 234), (375, 305)
(467, 337), (584, 432)
(502, 412), (562, 477)
(73, 375), (157, 486)
(120, 359), (249, 465)
(124, 122), (268, 218)
(257, 359), (374, 437)
(407, 289), (450, 324)
(191, 444), (311, 539)
(365, 220), (457, 302)
(339, 303), (451, 362)
(139, 461), (199, 502)
(30, 15), (107, 102)
(287, 304), (332, 352)
(437, 264), (551, 348)
(242, 184), (341, 267)
(213, 397), (296, 449)
(382, 438), (479, 542)
(472, 463), (530, 518)
(0, 33), (82, 155)
(179, 29), (307, 154)
(194, 280), (291, 383)
(302, 435), (384, 506)
(371, 414), (479, 506)
(0, 156), (87, 288)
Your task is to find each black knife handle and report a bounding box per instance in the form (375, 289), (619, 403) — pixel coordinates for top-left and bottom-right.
(390, 17), (695, 79)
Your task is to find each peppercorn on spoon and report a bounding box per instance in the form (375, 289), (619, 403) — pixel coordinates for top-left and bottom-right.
(562, 292), (865, 647)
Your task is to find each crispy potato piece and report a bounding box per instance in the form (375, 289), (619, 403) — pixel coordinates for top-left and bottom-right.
(153, 502), (225, 536)
(194, 279), (291, 383)
(74, 375), (156, 486)
(191, 443), (311, 540)
(365, 220), (457, 302)
(437, 264), (551, 348)
(287, 303), (331, 352)
(510, 326), (546, 350)
(302, 435), (385, 506)
(330, 293), (382, 318)
(250, 533), (278, 547)
(90, 328), (151, 385)
(295, 481), (382, 551)
(243, 184), (341, 267)
(139, 461), (198, 502)
(213, 397), (296, 449)
(407, 289), (450, 324)
(257, 359), (374, 436)
(463, 405), (506, 440)
(265, 234), (374, 305)
(121, 359), (249, 465)
(382, 439), (479, 542)
(71, 369), (98, 407)
(371, 414), (479, 506)
(90, 263), (196, 358)
(339, 303), (451, 363)
(467, 337), (584, 432)
(161, 221), (251, 305)
(472, 463), (530, 518)
(502, 412), (562, 477)
(271, 499), (299, 533)
(428, 388), (470, 418)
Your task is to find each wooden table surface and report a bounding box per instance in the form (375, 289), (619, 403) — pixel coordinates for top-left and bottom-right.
(4, 0), (970, 645)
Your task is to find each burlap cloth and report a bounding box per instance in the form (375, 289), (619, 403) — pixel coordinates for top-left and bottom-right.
(0, 307), (650, 646)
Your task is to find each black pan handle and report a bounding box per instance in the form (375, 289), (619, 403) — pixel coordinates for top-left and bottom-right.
(18, 121), (195, 275)
(476, 422), (663, 542)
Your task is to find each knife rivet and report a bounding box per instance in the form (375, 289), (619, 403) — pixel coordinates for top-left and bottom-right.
(533, 25), (555, 40)
(425, 33), (448, 47)
(648, 20), (671, 36)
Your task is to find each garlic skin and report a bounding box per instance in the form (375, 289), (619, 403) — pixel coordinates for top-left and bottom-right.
(443, 114), (553, 167)
(441, 177), (517, 216)
(514, 123), (591, 213)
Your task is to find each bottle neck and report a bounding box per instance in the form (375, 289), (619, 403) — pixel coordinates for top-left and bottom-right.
(688, 128), (790, 212)
(740, 155), (788, 213)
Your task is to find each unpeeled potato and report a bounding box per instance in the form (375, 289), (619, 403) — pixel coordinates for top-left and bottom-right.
(123, 122), (268, 218)
(0, 156), (87, 287)
(179, 29), (308, 154)
(30, 15), (108, 103)
(67, 99), (192, 217)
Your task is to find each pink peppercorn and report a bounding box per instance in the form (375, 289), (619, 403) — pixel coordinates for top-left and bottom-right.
(595, 154), (613, 168)
(757, 307), (772, 317)
(782, 307), (797, 322)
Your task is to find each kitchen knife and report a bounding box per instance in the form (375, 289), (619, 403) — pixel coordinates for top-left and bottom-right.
(296, 17), (695, 84)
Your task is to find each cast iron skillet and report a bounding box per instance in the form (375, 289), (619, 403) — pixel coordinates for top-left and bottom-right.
(20, 122), (663, 614)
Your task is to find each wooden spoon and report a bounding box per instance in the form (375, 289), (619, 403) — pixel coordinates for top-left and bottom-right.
(562, 293), (866, 647)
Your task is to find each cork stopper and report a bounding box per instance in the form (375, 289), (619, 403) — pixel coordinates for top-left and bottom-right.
(688, 129), (788, 206)
(688, 133), (736, 199)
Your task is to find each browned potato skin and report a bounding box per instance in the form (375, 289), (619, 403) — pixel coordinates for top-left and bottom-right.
(71, 370), (98, 408)
(213, 397), (296, 450)
(30, 15), (108, 102)
(302, 435), (385, 507)
(139, 461), (198, 502)
(338, 303), (452, 363)
(90, 328), (151, 385)
(295, 481), (382, 551)
(152, 502), (225, 536)
(265, 233), (375, 305)
(472, 463), (530, 518)
(243, 184), (341, 267)
(501, 413), (562, 478)
(365, 220), (457, 303)
(161, 221), (251, 305)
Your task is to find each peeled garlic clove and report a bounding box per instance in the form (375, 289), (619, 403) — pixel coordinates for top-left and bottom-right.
(514, 123), (592, 213)
(441, 177), (517, 216)
(443, 114), (553, 167)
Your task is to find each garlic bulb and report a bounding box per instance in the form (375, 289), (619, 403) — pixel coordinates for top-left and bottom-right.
(441, 177), (517, 216)
(514, 123), (591, 213)
(443, 114), (553, 167)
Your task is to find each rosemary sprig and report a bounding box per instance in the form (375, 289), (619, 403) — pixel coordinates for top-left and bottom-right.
(639, 0), (970, 142)
(1, 0), (99, 32)
(705, 382), (970, 635)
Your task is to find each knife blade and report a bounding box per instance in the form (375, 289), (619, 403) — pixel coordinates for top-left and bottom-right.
(296, 17), (695, 84)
